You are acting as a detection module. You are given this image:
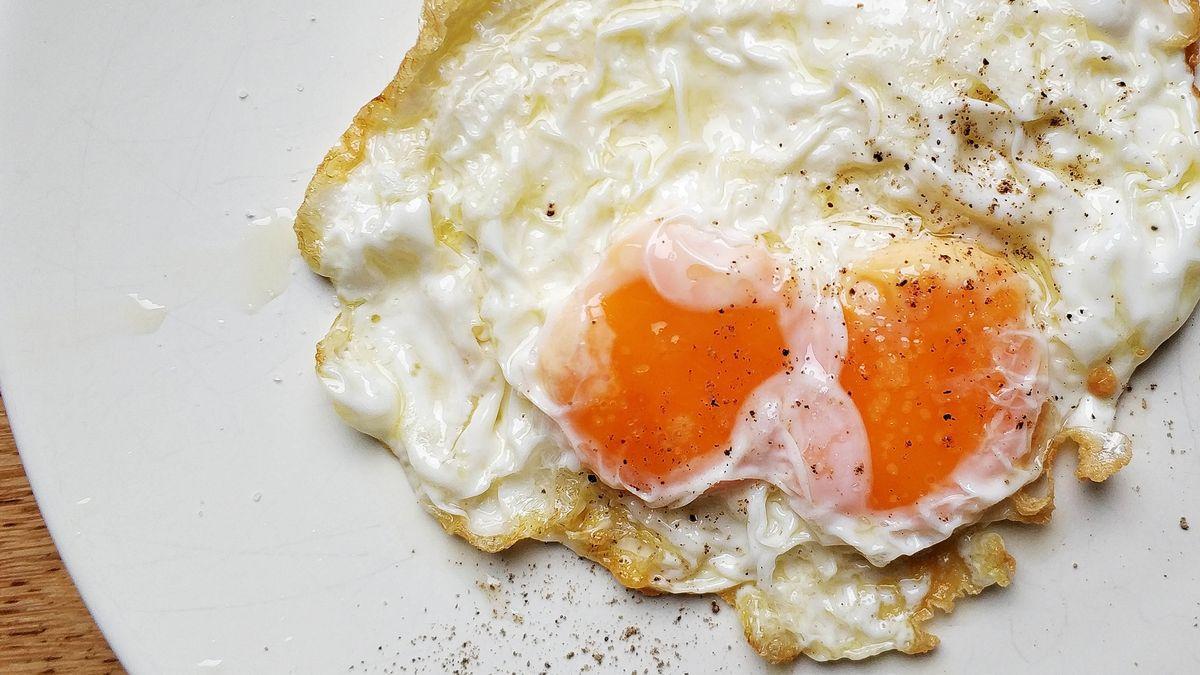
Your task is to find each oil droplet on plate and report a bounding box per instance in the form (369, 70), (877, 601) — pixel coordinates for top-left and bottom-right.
(242, 207), (298, 312)
(122, 293), (168, 334)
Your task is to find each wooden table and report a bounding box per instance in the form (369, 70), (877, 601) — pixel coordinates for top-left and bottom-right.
(0, 397), (123, 673)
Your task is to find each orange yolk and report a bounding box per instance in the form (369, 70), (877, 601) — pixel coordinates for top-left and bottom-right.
(549, 277), (788, 488)
(839, 241), (1030, 510)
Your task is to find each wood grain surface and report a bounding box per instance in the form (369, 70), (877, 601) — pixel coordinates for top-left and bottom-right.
(0, 397), (123, 674)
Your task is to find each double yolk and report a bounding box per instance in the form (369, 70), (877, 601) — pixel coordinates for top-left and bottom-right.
(542, 232), (1039, 512)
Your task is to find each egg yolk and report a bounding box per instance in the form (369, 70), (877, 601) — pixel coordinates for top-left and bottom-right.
(839, 242), (1032, 510)
(549, 277), (788, 489)
(542, 226), (1040, 518)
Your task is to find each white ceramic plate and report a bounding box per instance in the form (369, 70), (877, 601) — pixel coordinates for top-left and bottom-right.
(2, 2), (1199, 672)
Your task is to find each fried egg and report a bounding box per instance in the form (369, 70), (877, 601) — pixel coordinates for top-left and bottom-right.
(297, 0), (1200, 661)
